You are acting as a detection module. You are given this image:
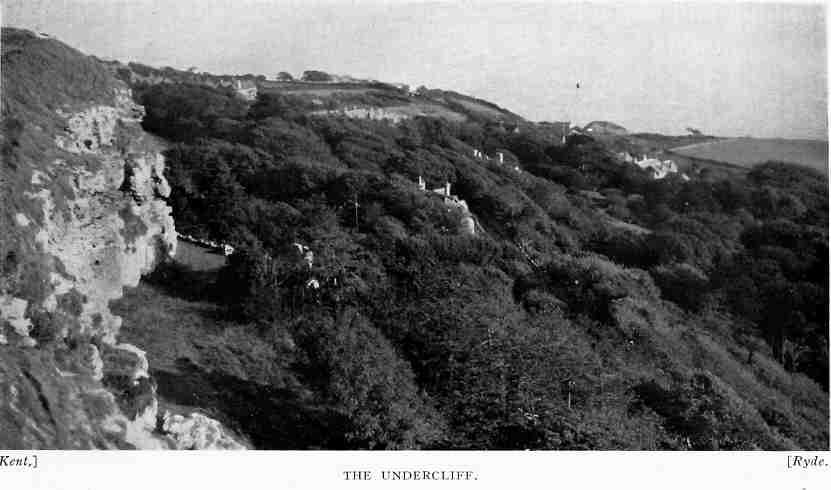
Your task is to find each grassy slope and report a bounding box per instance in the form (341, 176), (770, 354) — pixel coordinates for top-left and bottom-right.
(113, 255), (356, 448)
(2, 28), (119, 116)
(112, 276), (286, 447)
(238, 75), (521, 124)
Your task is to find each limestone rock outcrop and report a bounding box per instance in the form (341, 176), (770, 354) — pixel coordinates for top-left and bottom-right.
(0, 27), (241, 449)
(161, 412), (247, 450)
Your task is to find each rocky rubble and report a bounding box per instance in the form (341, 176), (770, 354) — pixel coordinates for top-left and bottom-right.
(160, 412), (246, 450)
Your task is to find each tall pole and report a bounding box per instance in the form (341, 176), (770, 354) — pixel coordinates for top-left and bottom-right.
(571, 81), (580, 140)
(562, 81), (580, 145)
(353, 193), (359, 230)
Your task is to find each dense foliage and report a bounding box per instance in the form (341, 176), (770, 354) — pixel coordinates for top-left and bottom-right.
(131, 80), (828, 449)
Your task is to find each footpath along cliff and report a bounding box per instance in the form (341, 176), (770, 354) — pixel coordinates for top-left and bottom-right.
(0, 28), (242, 449)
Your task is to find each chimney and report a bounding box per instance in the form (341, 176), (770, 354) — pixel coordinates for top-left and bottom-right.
(418, 175), (426, 191)
(445, 182), (451, 196)
(498, 152), (504, 164)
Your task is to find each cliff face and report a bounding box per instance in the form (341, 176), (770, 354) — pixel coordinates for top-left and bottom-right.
(0, 28), (241, 449)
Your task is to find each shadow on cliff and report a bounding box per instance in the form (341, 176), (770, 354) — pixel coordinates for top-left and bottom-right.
(152, 357), (353, 449)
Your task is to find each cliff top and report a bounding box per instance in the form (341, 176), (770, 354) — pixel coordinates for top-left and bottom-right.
(2, 28), (121, 117)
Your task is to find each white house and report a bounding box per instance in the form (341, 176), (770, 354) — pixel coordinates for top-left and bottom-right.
(633, 155), (679, 180)
(417, 177), (476, 236)
(233, 80), (258, 101)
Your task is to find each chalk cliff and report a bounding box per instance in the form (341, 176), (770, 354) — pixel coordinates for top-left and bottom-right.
(0, 28), (242, 449)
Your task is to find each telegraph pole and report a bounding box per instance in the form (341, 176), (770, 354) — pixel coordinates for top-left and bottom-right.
(352, 193), (359, 230)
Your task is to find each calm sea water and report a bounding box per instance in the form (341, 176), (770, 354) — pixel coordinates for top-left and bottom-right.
(672, 138), (828, 174)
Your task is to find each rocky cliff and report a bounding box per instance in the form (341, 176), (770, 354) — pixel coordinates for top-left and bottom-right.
(0, 28), (242, 449)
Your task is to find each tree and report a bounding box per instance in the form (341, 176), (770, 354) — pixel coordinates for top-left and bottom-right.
(301, 70), (333, 82)
(291, 309), (443, 448)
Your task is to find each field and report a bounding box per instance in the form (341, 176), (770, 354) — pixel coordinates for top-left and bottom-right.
(257, 80), (521, 124)
(448, 97), (510, 119)
(262, 86), (376, 97)
(259, 80), (384, 91)
(381, 103), (467, 122)
(670, 138), (828, 174)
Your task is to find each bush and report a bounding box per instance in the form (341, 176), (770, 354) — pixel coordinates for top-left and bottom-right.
(291, 309), (443, 448)
(301, 70), (333, 82)
(651, 263), (709, 311)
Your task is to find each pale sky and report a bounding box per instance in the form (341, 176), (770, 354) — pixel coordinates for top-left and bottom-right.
(3, 1), (828, 140)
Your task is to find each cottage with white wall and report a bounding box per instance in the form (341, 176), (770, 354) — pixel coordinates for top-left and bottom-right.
(417, 177), (476, 236)
(233, 79), (258, 101)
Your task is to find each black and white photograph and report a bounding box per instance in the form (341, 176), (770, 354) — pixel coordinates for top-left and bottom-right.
(0, 0), (828, 485)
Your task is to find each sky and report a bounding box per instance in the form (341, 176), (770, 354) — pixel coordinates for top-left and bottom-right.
(3, 0), (828, 140)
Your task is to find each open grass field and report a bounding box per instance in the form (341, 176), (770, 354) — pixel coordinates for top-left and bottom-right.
(449, 97), (509, 119)
(262, 87), (375, 97)
(258, 80), (385, 97)
(310, 101), (468, 123)
(671, 138), (828, 174)
(259, 80), (381, 91)
(389, 102), (467, 122)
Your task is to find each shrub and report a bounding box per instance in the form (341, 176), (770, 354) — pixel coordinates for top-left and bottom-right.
(651, 263), (709, 311)
(301, 70), (333, 82)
